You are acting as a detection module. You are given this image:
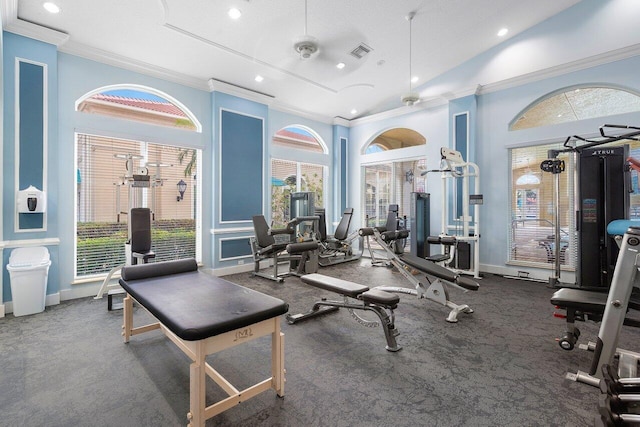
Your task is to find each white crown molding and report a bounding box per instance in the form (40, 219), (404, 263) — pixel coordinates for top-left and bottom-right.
(352, 43), (640, 124)
(208, 78), (276, 107)
(5, 18), (69, 46)
(332, 117), (350, 127)
(477, 43), (640, 96)
(0, 0), (17, 27)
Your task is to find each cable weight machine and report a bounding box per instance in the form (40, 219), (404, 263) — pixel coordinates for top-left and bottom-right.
(541, 124), (640, 289)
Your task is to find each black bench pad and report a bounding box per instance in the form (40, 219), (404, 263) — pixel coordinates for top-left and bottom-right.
(301, 273), (369, 298)
(551, 288), (607, 313)
(120, 259), (289, 341)
(400, 253), (480, 291)
(361, 289), (400, 307)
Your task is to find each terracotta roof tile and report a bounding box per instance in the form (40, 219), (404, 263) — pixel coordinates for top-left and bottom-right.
(92, 94), (187, 117)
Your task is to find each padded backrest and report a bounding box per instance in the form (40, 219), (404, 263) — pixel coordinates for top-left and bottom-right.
(333, 208), (353, 241)
(130, 208), (152, 253)
(252, 215), (275, 248)
(121, 258), (197, 281)
(384, 205), (399, 232)
(315, 208), (327, 241)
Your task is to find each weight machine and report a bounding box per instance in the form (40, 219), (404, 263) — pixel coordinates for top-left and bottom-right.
(541, 124), (639, 288)
(94, 153), (168, 305)
(420, 148), (482, 278)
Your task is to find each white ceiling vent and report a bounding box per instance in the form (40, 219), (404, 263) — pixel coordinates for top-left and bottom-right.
(349, 43), (373, 59)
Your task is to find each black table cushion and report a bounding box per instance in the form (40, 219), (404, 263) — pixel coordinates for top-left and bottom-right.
(120, 259), (288, 341)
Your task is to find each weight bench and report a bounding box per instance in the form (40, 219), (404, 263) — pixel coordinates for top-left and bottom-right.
(360, 226), (479, 322)
(551, 222), (640, 387)
(550, 288), (608, 350)
(119, 258), (288, 426)
(286, 273), (402, 352)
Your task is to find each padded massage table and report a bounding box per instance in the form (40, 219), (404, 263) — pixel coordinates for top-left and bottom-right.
(119, 258), (288, 426)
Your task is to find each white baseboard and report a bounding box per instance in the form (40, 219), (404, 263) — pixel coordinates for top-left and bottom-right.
(2, 292), (60, 315)
(480, 263), (576, 284)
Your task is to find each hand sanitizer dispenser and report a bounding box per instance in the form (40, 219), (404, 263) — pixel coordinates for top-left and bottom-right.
(17, 186), (46, 213)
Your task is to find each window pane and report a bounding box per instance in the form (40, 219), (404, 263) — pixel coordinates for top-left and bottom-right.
(76, 134), (198, 278)
(510, 138), (640, 268)
(271, 159), (325, 226)
(272, 126), (324, 152)
(77, 89), (196, 131)
(510, 143), (575, 267)
(300, 163), (324, 208)
(510, 87), (640, 131)
(146, 143), (197, 262)
(365, 128), (426, 154)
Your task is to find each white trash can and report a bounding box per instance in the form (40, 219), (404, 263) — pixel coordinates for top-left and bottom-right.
(6, 246), (51, 316)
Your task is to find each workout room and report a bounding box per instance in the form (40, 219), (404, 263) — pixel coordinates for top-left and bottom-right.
(2, 1), (640, 426)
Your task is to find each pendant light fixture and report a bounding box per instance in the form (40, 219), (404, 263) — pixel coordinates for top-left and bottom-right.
(401, 12), (420, 106)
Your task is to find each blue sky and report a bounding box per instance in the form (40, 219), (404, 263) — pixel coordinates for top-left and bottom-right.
(103, 89), (167, 102)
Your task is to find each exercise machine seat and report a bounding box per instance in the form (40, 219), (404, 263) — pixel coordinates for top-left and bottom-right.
(333, 208), (354, 241)
(302, 273), (369, 298)
(252, 215), (289, 256)
(130, 208), (155, 264)
(551, 288), (608, 313)
(400, 253), (479, 291)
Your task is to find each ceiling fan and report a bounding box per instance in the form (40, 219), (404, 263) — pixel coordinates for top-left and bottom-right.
(400, 11), (420, 106)
(293, 0), (319, 59)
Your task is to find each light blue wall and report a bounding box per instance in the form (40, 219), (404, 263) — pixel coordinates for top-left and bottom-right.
(2, 33), (59, 301)
(475, 56), (640, 270)
(211, 92), (268, 269)
(56, 52), (212, 296)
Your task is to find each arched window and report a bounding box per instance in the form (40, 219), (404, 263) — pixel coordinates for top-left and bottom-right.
(74, 85), (202, 278)
(76, 85), (202, 132)
(510, 86), (640, 131)
(361, 128), (427, 229)
(271, 125), (327, 226)
(364, 128), (426, 154)
(272, 125), (327, 153)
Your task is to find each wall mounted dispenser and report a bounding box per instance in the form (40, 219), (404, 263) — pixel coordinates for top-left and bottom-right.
(17, 185), (46, 213)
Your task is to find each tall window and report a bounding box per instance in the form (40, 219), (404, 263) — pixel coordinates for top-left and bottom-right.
(363, 159), (426, 228)
(271, 126), (326, 226)
(509, 143), (574, 267)
(509, 139), (640, 267)
(508, 85), (640, 267)
(362, 128), (427, 233)
(75, 86), (201, 278)
(76, 134), (199, 277)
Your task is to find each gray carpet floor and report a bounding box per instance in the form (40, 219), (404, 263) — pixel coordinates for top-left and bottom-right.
(1, 258), (637, 426)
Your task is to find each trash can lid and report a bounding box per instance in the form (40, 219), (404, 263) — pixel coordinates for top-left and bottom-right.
(9, 246), (50, 268)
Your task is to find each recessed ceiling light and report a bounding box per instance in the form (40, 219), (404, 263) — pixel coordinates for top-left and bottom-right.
(350, 109), (357, 115)
(336, 62), (346, 69)
(255, 75), (264, 82)
(43, 2), (61, 13)
(497, 28), (508, 37)
(228, 7), (242, 19)
(411, 76), (419, 84)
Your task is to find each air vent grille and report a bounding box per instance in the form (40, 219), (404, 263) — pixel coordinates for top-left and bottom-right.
(349, 43), (373, 59)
